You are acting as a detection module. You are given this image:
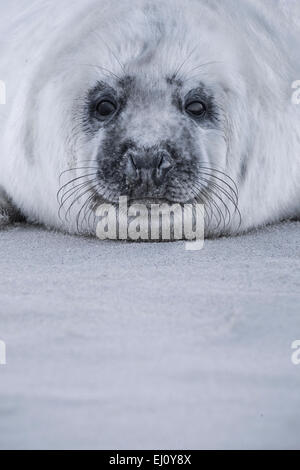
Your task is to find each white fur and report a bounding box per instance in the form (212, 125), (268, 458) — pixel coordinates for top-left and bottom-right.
(0, 0), (300, 235)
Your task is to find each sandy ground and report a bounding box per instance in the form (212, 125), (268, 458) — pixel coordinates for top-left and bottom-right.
(0, 221), (300, 449)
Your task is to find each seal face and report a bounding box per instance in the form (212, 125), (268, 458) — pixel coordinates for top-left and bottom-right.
(1, 0), (300, 237)
(71, 66), (233, 236)
(83, 76), (221, 205)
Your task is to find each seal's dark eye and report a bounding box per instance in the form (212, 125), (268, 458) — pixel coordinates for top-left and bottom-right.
(95, 100), (117, 119)
(185, 101), (206, 117)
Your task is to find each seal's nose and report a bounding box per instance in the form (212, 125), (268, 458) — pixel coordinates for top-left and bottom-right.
(125, 149), (173, 186)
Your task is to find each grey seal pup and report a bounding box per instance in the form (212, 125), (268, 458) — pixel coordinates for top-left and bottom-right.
(0, 0), (300, 238)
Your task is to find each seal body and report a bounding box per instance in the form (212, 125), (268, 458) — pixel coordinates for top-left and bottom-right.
(1, 0), (300, 236)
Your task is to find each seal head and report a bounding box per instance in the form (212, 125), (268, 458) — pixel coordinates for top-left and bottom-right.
(2, 0), (300, 237)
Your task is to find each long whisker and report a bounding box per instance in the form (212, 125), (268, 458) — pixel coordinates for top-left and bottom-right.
(198, 170), (238, 201)
(173, 45), (199, 80)
(92, 31), (126, 74)
(190, 167), (242, 230)
(75, 178), (115, 233)
(59, 179), (92, 211)
(65, 184), (98, 225)
(59, 166), (99, 180)
(175, 163), (241, 232)
(183, 61), (223, 83)
(179, 182), (214, 227)
(57, 173), (98, 203)
(197, 175), (238, 210)
(76, 186), (99, 233)
(187, 183), (225, 230)
(198, 169), (242, 228)
(58, 178), (99, 221)
(78, 63), (122, 81)
(193, 180), (231, 227)
(198, 165), (239, 195)
(185, 60), (223, 75)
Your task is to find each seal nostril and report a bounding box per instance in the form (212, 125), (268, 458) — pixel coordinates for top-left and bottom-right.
(130, 154), (137, 169)
(125, 152), (139, 182)
(124, 148), (173, 187)
(155, 152), (173, 182)
(158, 155), (172, 171)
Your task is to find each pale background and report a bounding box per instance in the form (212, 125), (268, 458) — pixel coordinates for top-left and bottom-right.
(0, 221), (299, 449)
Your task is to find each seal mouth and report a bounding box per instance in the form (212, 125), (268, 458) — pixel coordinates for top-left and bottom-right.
(127, 197), (176, 205)
(57, 160), (242, 235)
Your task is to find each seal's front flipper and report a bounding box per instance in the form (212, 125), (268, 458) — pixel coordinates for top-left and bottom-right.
(0, 188), (25, 228)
